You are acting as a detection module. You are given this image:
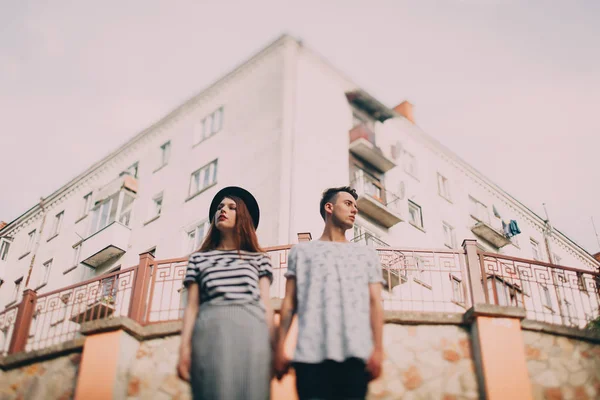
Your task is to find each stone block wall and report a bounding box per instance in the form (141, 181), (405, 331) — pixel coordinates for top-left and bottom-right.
(0, 352), (81, 400)
(369, 324), (478, 400)
(523, 330), (600, 400)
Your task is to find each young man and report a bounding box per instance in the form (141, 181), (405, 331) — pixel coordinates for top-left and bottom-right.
(275, 186), (385, 400)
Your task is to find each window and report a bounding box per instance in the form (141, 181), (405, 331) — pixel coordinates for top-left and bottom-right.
(469, 196), (490, 224)
(0, 240), (10, 261)
(187, 220), (210, 253)
(80, 192), (93, 218)
(451, 276), (464, 304)
(124, 162), (139, 178)
(541, 284), (552, 308)
(193, 107), (224, 145)
(12, 278), (23, 303)
(24, 230), (36, 254)
(72, 244), (82, 268)
(189, 160), (218, 197)
(90, 190), (136, 235)
(530, 239), (541, 261)
(413, 257), (432, 288)
(442, 222), (456, 248)
(159, 141), (171, 168)
(38, 259), (52, 288)
(403, 151), (418, 178)
(576, 272), (588, 292)
(487, 277), (523, 307)
(408, 201), (423, 229)
(49, 211), (64, 238)
(437, 173), (451, 201)
(151, 192), (163, 218)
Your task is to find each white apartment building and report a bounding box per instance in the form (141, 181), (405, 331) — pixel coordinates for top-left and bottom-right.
(0, 34), (598, 315)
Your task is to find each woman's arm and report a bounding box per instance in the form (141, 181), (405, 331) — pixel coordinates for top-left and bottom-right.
(177, 284), (200, 381)
(259, 276), (275, 348)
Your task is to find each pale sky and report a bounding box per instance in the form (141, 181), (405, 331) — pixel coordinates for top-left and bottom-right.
(1, 0), (599, 254)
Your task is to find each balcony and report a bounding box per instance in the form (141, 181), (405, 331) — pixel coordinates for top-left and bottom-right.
(352, 170), (403, 228)
(80, 221), (131, 268)
(471, 220), (511, 248)
(349, 125), (396, 173)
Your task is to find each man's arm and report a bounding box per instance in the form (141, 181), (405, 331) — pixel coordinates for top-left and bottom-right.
(366, 282), (384, 380)
(274, 278), (297, 378)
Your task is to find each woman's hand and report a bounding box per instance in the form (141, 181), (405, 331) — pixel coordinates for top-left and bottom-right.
(177, 345), (192, 382)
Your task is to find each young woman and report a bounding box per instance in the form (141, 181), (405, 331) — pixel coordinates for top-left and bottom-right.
(177, 186), (274, 400)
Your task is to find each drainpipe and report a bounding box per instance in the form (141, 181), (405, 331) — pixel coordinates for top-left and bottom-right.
(24, 197), (48, 288)
(542, 204), (566, 325)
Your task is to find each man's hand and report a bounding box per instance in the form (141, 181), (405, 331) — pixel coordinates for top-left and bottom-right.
(273, 347), (291, 380)
(366, 348), (384, 381)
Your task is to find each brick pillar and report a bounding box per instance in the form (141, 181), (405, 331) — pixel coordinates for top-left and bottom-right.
(462, 239), (486, 306)
(8, 289), (37, 354)
(297, 232), (312, 242)
(74, 321), (139, 400)
(128, 252), (155, 323)
(466, 305), (533, 400)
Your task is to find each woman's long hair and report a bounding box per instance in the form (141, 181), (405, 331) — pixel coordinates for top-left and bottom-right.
(198, 195), (263, 253)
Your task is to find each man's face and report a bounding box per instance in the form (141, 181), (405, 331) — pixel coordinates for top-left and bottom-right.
(328, 191), (358, 230)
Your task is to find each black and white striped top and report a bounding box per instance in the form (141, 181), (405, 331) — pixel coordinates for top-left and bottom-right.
(183, 250), (273, 307)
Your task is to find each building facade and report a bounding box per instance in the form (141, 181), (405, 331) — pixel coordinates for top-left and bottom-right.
(0, 34), (598, 317)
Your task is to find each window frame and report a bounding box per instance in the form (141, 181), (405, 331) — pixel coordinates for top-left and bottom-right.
(468, 196), (490, 224)
(159, 141), (171, 168)
(437, 173), (451, 201)
(0, 239), (11, 261)
(442, 222), (456, 248)
(186, 220), (210, 254)
(408, 200), (424, 229)
(188, 159), (218, 198)
(193, 107), (224, 145)
(49, 211), (64, 239)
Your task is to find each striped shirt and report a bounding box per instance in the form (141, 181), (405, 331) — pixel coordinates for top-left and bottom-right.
(183, 250), (273, 307)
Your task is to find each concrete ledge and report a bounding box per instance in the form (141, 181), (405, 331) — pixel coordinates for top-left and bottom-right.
(384, 311), (465, 325)
(0, 337), (85, 370)
(464, 304), (526, 324)
(80, 317), (182, 341)
(521, 319), (600, 344)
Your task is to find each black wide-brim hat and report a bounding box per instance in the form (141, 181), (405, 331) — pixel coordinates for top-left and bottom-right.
(209, 186), (260, 229)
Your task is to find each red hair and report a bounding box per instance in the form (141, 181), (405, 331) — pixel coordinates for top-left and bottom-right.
(198, 196), (263, 253)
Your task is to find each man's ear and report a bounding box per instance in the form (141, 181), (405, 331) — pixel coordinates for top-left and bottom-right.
(324, 202), (334, 217)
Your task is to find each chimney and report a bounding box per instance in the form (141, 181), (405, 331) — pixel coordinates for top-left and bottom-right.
(297, 232), (312, 242)
(594, 252), (600, 263)
(394, 101), (415, 124)
(0, 221), (6, 231)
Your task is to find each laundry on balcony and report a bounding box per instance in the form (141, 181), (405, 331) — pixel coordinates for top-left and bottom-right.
(502, 220), (522, 238)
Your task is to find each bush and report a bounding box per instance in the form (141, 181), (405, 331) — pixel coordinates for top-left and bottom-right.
(586, 316), (600, 333)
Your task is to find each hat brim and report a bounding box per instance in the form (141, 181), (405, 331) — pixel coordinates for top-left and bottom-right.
(209, 186), (260, 229)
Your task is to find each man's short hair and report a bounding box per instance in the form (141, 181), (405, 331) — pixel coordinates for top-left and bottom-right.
(319, 186), (358, 221)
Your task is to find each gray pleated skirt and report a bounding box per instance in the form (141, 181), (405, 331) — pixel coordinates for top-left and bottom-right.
(190, 303), (271, 400)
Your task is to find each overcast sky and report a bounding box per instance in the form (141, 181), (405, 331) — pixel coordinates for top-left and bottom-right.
(1, 0), (599, 254)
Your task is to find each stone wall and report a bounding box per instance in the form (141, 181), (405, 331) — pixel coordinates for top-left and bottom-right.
(369, 324), (478, 400)
(0, 352), (81, 400)
(126, 335), (191, 400)
(523, 330), (600, 400)
(2, 315), (600, 400)
(124, 322), (479, 400)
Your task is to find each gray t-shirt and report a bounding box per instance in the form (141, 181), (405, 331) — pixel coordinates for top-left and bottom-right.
(285, 240), (384, 363)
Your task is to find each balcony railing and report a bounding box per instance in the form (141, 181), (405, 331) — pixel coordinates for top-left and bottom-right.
(349, 125), (396, 173)
(1, 238), (598, 357)
(352, 170), (403, 228)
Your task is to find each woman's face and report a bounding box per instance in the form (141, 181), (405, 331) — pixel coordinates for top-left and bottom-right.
(215, 197), (237, 231)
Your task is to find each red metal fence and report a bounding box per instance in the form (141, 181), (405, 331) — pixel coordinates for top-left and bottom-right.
(1, 240), (598, 357)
